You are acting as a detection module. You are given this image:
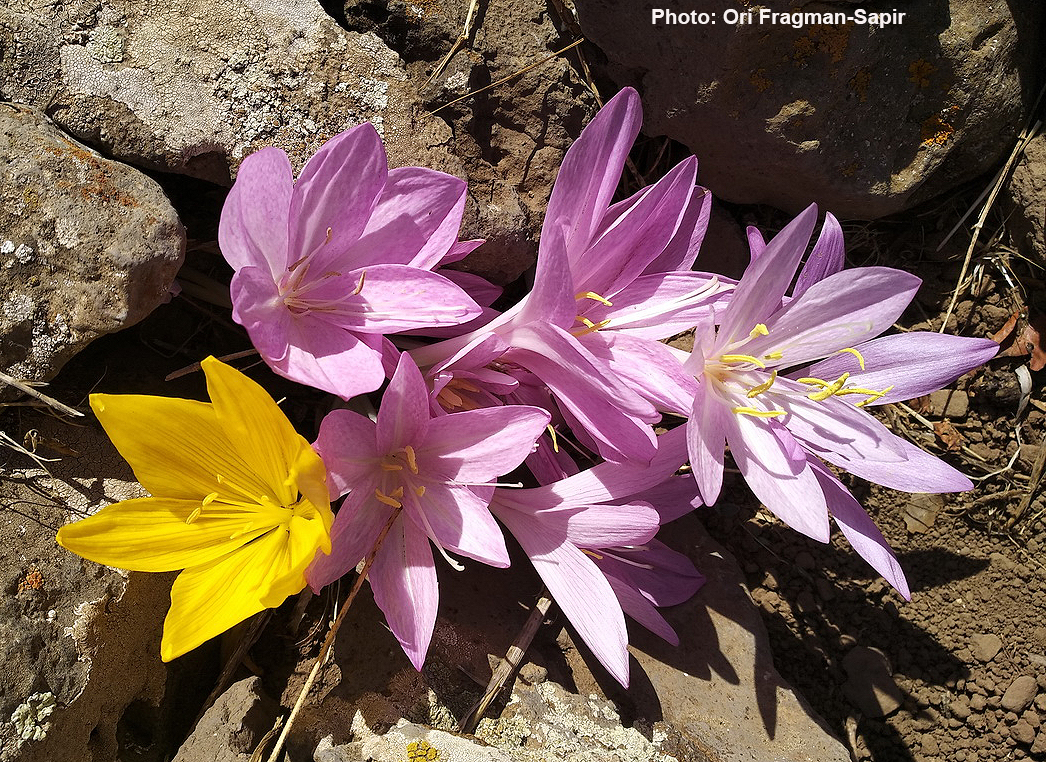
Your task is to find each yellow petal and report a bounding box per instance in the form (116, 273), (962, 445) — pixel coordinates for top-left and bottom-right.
(203, 357), (310, 507)
(91, 393), (278, 504)
(160, 530), (292, 661)
(55, 498), (270, 572)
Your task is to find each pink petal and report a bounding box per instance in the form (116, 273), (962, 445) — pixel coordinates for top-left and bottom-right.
(404, 483), (509, 567)
(792, 212), (844, 298)
(438, 269), (503, 307)
(726, 414), (831, 542)
(601, 539), (705, 607)
(605, 574), (680, 645)
(369, 520), (439, 670)
(813, 432), (973, 493)
(798, 333), (999, 406)
(288, 124), (387, 272)
(438, 239), (485, 265)
(643, 185), (712, 274)
(717, 205), (817, 346)
(494, 506), (631, 687)
(314, 410), (380, 496)
(687, 384), (728, 506)
(807, 459), (910, 599)
(341, 166), (467, 270)
(421, 406), (550, 482)
(544, 87), (641, 260)
(377, 353), (431, 452)
(581, 331), (697, 416)
(220, 147), (293, 276)
(631, 475), (703, 522)
(306, 483), (388, 591)
(746, 267), (921, 368)
(230, 267), (291, 363)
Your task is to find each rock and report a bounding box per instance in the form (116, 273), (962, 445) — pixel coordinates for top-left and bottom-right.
(573, 0), (1043, 218)
(316, 718), (513, 762)
(902, 493), (945, 533)
(1012, 719), (1036, 745)
(929, 389), (969, 419)
(0, 106), (184, 386)
(172, 677), (277, 762)
(970, 633), (1004, 663)
(1001, 675), (1038, 713)
(841, 646), (903, 717)
(1006, 131), (1046, 263)
(1033, 726), (1046, 756)
(0, 412), (173, 762)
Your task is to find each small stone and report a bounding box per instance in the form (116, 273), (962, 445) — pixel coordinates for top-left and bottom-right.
(921, 736), (939, 756)
(1001, 676), (1038, 713)
(951, 698), (971, 720)
(929, 389), (970, 418)
(971, 633), (1004, 662)
(1012, 720), (1036, 745)
(971, 694), (987, 712)
(1023, 709), (1041, 729)
(1032, 726), (1046, 755)
(842, 646), (903, 717)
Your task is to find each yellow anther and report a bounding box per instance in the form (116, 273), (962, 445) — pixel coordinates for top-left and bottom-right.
(764, 351), (784, 360)
(380, 461), (403, 471)
(186, 506), (202, 525)
(720, 354), (767, 368)
(391, 486), (404, 499)
(746, 371), (777, 398)
(732, 406), (786, 418)
(749, 323), (769, 338)
(287, 254), (308, 272)
(453, 378), (482, 393)
(202, 491), (219, 507)
(403, 445), (419, 474)
(374, 489), (402, 509)
(577, 316), (598, 329)
(415, 485), (426, 498)
(804, 372), (851, 401)
(836, 347), (866, 370)
(546, 424), (560, 453)
(575, 291), (614, 306)
(853, 385), (894, 407)
(573, 318), (611, 337)
(351, 270), (366, 296)
(324, 226), (333, 245)
(582, 549), (605, 560)
(437, 387), (464, 409)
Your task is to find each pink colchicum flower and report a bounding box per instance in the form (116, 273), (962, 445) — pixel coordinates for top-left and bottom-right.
(219, 124), (483, 399)
(683, 205), (998, 596)
(307, 353), (549, 669)
(410, 88), (727, 473)
(490, 428), (700, 687)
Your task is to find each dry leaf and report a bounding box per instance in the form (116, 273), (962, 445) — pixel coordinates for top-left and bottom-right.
(990, 311), (1020, 345)
(933, 420), (964, 451)
(1018, 312), (1046, 371)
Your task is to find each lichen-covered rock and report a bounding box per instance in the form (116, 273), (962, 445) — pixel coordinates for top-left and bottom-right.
(573, 0), (1043, 218)
(171, 677), (277, 762)
(0, 413), (172, 762)
(0, 106), (184, 386)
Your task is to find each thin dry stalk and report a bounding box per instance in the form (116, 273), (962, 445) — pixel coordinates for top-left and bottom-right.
(263, 507), (402, 762)
(424, 0), (481, 90)
(166, 349), (259, 381)
(457, 592), (552, 734)
(0, 370), (83, 418)
(430, 39), (585, 115)
(1007, 432), (1046, 529)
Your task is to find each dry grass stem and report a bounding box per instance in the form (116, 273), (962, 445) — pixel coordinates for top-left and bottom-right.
(424, 0), (480, 90)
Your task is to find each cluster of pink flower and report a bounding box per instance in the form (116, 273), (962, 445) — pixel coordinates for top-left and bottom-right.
(219, 88), (997, 686)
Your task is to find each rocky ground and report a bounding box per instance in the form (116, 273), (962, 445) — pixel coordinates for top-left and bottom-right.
(1, 2), (1045, 761)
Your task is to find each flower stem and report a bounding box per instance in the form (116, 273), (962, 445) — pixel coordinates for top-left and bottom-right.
(264, 507), (402, 762)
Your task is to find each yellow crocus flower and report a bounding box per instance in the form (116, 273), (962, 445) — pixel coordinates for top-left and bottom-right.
(56, 356), (333, 661)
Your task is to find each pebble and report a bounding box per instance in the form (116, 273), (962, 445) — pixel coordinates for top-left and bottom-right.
(842, 646), (903, 717)
(1012, 720), (1036, 745)
(971, 633), (1004, 662)
(1001, 676), (1038, 713)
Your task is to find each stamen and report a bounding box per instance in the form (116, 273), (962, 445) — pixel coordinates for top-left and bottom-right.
(391, 486), (404, 499)
(324, 227), (333, 244)
(351, 270), (366, 296)
(437, 387), (464, 409)
(403, 445), (419, 474)
(186, 506), (202, 524)
(746, 371), (777, 398)
(573, 318), (611, 337)
(836, 347), (866, 370)
(546, 424), (560, 453)
(732, 406), (786, 418)
(374, 489), (402, 509)
(575, 291), (614, 306)
(764, 351), (784, 360)
(287, 254), (309, 272)
(577, 316), (598, 329)
(804, 372), (850, 401)
(582, 549), (605, 560)
(380, 461), (403, 471)
(854, 385), (894, 406)
(415, 486), (426, 497)
(720, 353), (767, 368)
(749, 323), (769, 338)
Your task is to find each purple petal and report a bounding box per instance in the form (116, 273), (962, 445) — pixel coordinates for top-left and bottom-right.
(807, 459), (910, 599)
(341, 166), (467, 270)
(439, 269), (503, 307)
(574, 157), (698, 296)
(746, 226), (766, 261)
(812, 432), (973, 493)
(643, 185), (712, 274)
(597, 539), (705, 607)
(438, 239), (485, 265)
(798, 333), (999, 406)
(605, 574), (680, 645)
(746, 267), (921, 368)
(404, 484), (509, 567)
(314, 410), (380, 496)
(726, 414), (831, 542)
(520, 218), (577, 329)
(230, 266), (290, 363)
(495, 506), (631, 687)
(717, 205), (817, 345)
(581, 331), (698, 416)
(631, 475), (703, 523)
(220, 147), (293, 276)
(288, 124), (387, 272)
(306, 484), (388, 591)
(370, 520), (439, 670)
(687, 384), (728, 506)
(377, 353), (431, 452)
(543, 87), (641, 259)
(510, 501), (660, 548)
(421, 406), (550, 482)
(793, 212), (844, 299)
